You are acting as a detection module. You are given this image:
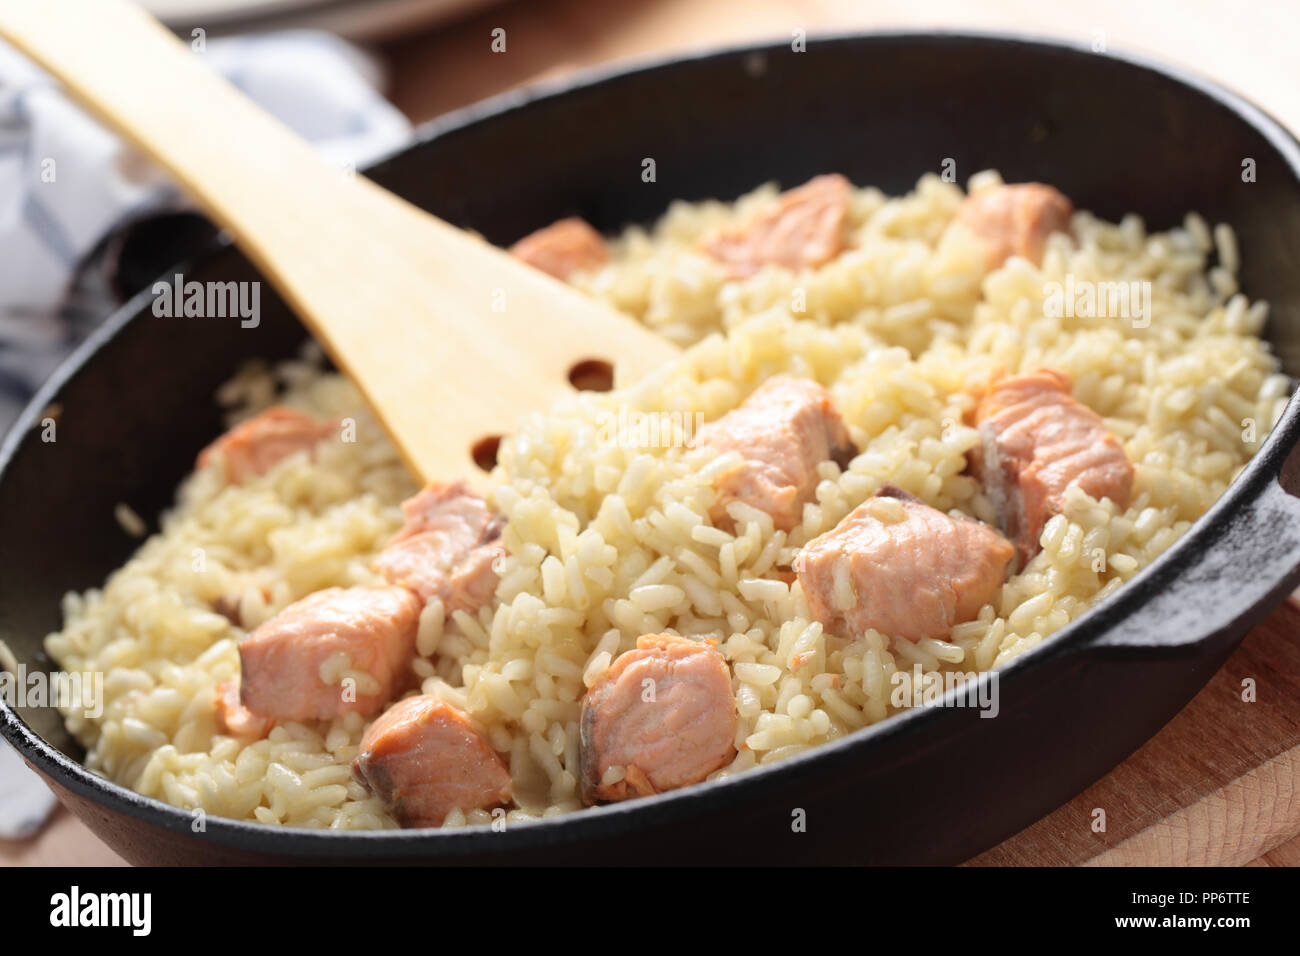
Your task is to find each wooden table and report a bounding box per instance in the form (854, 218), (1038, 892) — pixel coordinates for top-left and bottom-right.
(382, 0), (1300, 135)
(5, 0), (1299, 867)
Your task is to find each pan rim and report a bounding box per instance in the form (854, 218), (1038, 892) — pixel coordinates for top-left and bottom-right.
(3, 26), (1300, 858)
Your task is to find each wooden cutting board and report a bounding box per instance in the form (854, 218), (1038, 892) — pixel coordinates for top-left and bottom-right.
(973, 598), (1300, 866)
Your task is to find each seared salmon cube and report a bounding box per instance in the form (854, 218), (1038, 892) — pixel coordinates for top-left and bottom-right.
(238, 585), (421, 722)
(956, 182), (1073, 268)
(794, 486), (1014, 644)
(694, 375), (856, 532)
(214, 678), (272, 739)
(580, 634), (737, 805)
(371, 481), (505, 614)
(972, 368), (1134, 565)
(509, 217), (609, 280)
(352, 695), (512, 827)
(700, 173), (851, 278)
(196, 406), (335, 485)
(445, 540), (505, 616)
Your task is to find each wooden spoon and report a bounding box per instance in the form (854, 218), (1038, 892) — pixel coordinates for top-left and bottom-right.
(0, 0), (682, 482)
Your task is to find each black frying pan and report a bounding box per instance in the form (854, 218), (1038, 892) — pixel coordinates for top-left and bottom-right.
(4, 31), (1300, 865)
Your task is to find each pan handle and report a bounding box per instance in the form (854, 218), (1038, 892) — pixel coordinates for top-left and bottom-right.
(1084, 468), (1300, 652)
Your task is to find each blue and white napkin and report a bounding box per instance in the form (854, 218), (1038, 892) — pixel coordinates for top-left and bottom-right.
(0, 29), (412, 426)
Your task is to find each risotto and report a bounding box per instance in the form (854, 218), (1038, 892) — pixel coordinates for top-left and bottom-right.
(44, 171), (1290, 829)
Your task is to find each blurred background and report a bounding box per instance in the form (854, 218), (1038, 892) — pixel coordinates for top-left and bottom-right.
(143, 0), (1300, 128)
(1, 0), (1297, 865)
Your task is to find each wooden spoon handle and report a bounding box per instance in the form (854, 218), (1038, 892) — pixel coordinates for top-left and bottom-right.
(0, 0), (681, 481)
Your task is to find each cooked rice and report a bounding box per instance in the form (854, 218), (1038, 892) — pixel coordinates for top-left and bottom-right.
(44, 172), (1290, 829)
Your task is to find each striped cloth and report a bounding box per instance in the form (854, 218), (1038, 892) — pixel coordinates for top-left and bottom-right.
(0, 29), (411, 429)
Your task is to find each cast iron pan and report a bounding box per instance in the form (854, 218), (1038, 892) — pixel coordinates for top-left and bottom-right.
(4, 31), (1300, 865)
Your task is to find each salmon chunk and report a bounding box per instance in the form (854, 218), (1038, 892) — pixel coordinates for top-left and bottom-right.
(196, 406), (335, 485)
(353, 695), (512, 827)
(700, 174), (851, 278)
(238, 585), (421, 722)
(956, 183), (1073, 268)
(445, 540), (505, 615)
(580, 634), (737, 805)
(972, 369), (1134, 565)
(694, 375), (856, 532)
(372, 481), (505, 614)
(794, 486), (1014, 644)
(509, 217), (610, 280)
(214, 679), (272, 739)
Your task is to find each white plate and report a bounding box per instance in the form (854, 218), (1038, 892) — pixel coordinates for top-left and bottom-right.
(144, 0), (504, 41)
